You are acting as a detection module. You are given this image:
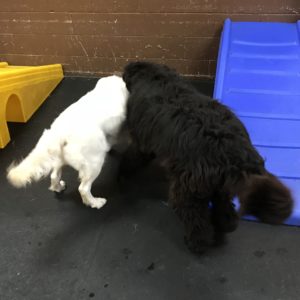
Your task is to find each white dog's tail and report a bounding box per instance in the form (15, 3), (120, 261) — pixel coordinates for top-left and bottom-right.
(7, 129), (61, 188)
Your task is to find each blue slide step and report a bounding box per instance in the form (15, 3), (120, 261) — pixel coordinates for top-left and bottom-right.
(214, 19), (300, 225)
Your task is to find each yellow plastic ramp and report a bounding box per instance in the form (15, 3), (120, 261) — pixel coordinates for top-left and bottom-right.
(0, 62), (64, 148)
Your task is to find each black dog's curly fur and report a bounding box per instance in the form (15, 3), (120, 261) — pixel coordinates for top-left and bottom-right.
(120, 61), (294, 253)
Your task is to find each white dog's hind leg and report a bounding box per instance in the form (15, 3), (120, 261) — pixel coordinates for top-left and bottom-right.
(49, 163), (66, 193)
(78, 154), (107, 209)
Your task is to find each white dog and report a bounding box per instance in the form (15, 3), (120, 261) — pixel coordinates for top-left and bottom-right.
(7, 75), (129, 209)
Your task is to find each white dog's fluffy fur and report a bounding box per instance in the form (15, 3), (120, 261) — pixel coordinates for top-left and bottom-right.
(7, 75), (129, 209)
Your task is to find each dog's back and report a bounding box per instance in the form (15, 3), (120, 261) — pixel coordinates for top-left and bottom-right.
(51, 75), (128, 138)
(124, 62), (263, 178)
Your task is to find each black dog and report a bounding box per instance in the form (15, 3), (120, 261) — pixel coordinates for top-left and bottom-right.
(120, 61), (293, 253)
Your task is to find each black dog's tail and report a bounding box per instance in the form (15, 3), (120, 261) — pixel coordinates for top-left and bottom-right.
(237, 172), (294, 225)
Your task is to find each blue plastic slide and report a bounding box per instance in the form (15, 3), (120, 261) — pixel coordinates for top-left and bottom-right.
(214, 19), (300, 225)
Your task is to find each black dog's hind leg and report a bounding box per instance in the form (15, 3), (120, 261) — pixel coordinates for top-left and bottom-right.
(170, 178), (214, 254)
(211, 192), (239, 245)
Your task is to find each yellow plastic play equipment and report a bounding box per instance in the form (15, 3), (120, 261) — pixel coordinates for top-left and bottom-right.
(0, 62), (64, 148)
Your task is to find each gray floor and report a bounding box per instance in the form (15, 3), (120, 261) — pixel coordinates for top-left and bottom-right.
(1, 78), (300, 300)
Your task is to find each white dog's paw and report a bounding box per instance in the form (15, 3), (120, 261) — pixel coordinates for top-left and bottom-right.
(59, 180), (66, 190)
(88, 197), (107, 209)
(49, 180), (66, 193)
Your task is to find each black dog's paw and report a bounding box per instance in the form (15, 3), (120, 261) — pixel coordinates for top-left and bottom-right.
(217, 212), (239, 233)
(213, 203), (239, 233)
(184, 236), (213, 254)
(184, 227), (214, 254)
